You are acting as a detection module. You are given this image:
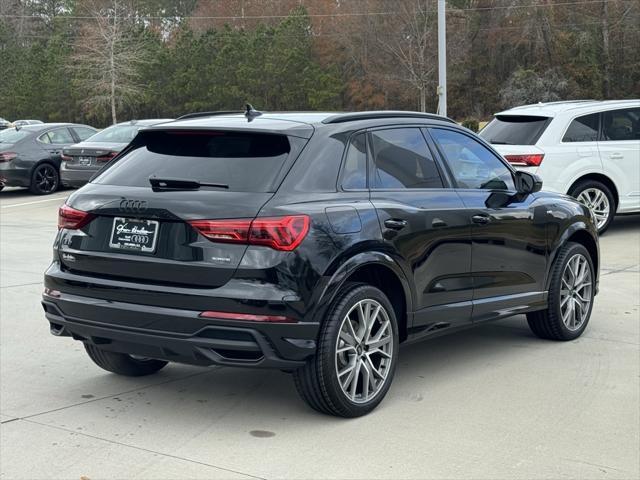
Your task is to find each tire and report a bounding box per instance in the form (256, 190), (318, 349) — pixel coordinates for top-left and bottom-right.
(84, 344), (168, 376)
(293, 283), (399, 417)
(29, 162), (59, 195)
(527, 242), (595, 341)
(569, 180), (615, 234)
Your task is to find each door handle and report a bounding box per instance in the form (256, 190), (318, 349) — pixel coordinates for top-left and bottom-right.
(384, 218), (408, 230)
(609, 153), (623, 160)
(432, 218), (448, 228)
(471, 214), (491, 225)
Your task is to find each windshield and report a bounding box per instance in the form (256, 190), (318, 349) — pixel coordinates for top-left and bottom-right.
(85, 124), (140, 143)
(94, 130), (292, 193)
(480, 115), (550, 145)
(0, 128), (32, 143)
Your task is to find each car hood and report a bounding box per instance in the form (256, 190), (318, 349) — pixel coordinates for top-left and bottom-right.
(63, 141), (128, 155)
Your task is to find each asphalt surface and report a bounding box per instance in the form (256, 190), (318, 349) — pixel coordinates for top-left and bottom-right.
(1, 186), (639, 480)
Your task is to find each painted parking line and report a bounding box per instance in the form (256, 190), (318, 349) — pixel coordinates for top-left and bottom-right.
(1, 196), (68, 209)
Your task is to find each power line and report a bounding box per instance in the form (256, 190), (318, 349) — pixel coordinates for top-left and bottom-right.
(0, 0), (635, 21)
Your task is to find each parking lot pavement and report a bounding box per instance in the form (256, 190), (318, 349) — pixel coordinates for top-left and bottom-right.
(1, 187), (638, 480)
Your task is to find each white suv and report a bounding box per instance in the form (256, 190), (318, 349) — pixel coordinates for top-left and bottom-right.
(480, 100), (640, 233)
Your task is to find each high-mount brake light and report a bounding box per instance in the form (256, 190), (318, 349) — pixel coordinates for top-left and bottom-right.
(504, 154), (545, 167)
(188, 215), (310, 251)
(58, 204), (93, 230)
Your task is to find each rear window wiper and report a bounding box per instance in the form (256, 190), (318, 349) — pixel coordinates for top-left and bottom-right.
(149, 177), (229, 191)
(489, 140), (512, 145)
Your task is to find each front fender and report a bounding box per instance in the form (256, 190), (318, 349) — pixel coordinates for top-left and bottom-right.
(311, 251), (413, 324)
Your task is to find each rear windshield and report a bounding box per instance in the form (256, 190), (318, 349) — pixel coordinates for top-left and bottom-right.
(94, 130), (292, 193)
(0, 128), (32, 143)
(480, 115), (550, 145)
(86, 124), (140, 143)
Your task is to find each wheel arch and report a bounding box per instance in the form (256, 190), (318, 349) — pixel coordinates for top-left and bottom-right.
(547, 223), (599, 290)
(568, 173), (619, 209)
(315, 251), (413, 342)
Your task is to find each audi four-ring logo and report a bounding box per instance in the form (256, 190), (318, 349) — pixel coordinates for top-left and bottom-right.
(119, 199), (148, 212)
(130, 235), (149, 244)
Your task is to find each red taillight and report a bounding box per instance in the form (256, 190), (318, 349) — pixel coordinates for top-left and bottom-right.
(61, 154), (72, 162)
(58, 204), (93, 230)
(188, 215), (310, 251)
(199, 310), (296, 323)
(96, 151), (117, 162)
(0, 152), (17, 163)
(188, 219), (252, 243)
(250, 216), (310, 251)
(504, 154), (544, 167)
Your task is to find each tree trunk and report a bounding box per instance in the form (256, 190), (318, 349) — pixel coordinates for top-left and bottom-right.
(419, 86), (426, 113)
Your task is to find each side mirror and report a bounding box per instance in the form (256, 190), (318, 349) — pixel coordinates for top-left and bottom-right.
(515, 171), (543, 194)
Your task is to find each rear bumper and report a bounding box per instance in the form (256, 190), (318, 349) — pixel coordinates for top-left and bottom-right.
(0, 163), (30, 187)
(60, 165), (95, 187)
(42, 291), (318, 369)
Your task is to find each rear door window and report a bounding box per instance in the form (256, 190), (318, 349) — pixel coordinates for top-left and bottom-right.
(480, 115), (550, 145)
(602, 108), (640, 141)
(94, 130), (293, 193)
(47, 128), (75, 144)
(562, 113), (600, 142)
(370, 128), (444, 189)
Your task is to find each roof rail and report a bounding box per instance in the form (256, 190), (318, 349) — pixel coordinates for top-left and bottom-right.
(322, 111), (456, 125)
(177, 111), (243, 120)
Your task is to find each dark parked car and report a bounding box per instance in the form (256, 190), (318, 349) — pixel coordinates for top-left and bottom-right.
(43, 110), (599, 417)
(61, 119), (172, 187)
(0, 123), (97, 194)
(0, 118), (11, 131)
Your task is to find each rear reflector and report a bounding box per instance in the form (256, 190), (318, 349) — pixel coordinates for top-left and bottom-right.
(58, 204), (94, 230)
(0, 152), (17, 163)
(199, 311), (296, 323)
(43, 288), (61, 298)
(189, 215), (310, 251)
(504, 154), (544, 167)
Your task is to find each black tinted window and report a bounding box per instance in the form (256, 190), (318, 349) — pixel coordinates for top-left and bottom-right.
(95, 131), (291, 192)
(480, 115), (549, 145)
(431, 128), (515, 190)
(563, 113), (599, 142)
(370, 128), (443, 189)
(602, 108), (640, 141)
(342, 133), (367, 189)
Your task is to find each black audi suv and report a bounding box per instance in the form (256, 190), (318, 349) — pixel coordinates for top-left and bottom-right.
(43, 110), (599, 417)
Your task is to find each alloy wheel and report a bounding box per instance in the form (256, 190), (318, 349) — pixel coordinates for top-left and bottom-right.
(577, 188), (610, 230)
(35, 165), (57, 193)
(335, 299), (393, 404)
(560, 253), (593, 331)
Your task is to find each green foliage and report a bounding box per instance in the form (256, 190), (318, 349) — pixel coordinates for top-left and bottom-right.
(461, 118), (480, 132)
(500, 68), (570, 109)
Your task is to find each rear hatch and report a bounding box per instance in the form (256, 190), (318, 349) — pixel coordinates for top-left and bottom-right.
(59, 129), (306, 288)
(479, 114), (551, 170)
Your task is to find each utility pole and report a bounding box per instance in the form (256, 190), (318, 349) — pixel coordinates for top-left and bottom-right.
(437, 0), (447, 117)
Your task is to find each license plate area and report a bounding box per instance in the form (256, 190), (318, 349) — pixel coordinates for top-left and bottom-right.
(109, 217), (159, 253)
(77, 156), (93, 166)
